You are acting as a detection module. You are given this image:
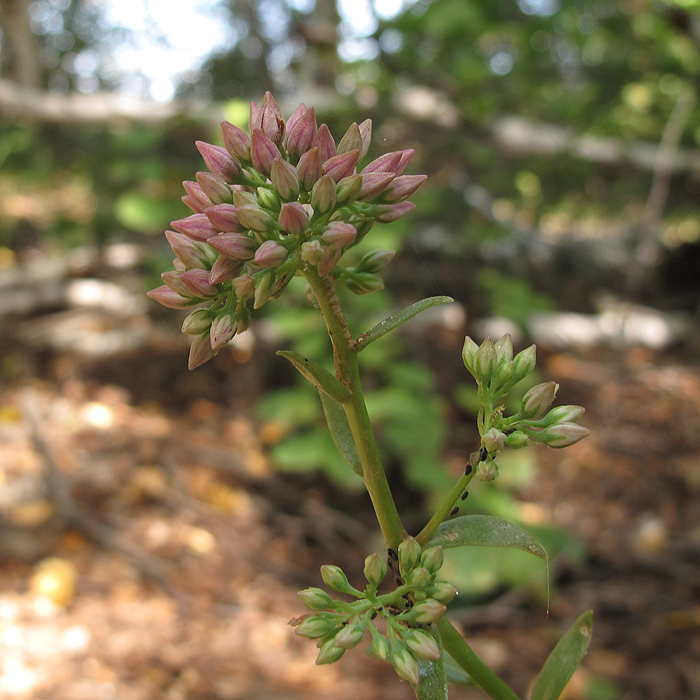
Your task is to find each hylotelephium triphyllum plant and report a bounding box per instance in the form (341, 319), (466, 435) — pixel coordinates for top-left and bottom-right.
(148, 92), (594, 700)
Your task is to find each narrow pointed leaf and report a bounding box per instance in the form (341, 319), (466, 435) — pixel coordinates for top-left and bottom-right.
(277, 350), (351, 403)
(426, 515), (548, 560)
(443, 653), (473, 686)
(531, 610), (593, 700)
(319, 391), (363, 477)
(414, 630), (447, 700)
(356, 296), (454, 350)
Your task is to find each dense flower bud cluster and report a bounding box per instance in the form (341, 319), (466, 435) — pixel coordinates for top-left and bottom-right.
(462, 334), (590, 479)
(290, 538), (455, 685)
(147, 92), (426, 369)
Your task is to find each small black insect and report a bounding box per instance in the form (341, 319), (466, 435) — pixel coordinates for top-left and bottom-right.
(450, 506), (459, 516)
(461, 490), (469, 500)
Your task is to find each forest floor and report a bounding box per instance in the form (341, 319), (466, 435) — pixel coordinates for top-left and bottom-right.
(1, 304), (699, 700)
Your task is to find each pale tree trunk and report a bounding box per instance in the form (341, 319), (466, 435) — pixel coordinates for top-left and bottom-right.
(0, 0), (42, 88)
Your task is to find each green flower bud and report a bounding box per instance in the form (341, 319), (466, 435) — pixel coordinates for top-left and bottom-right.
(364, 553), (387, 587)
(403, 629), (440, 660)
(343, 271), (384, 294)
(320, 564), (352, 593)
(311, 175), (337, 214)
(494, 333), (514, 363)
(511, 344), (536, 383)
(398, 537), (422, 576)
(462, 336), (479, 376)
(520, 381), (558, 420)
(316, 636), (345, 665)
(253, 269), (276, 309)
(391, 645), (421, 685)
(539, 422), (591, 448)
(294, 614), (338, 639)
(477, 459), (499, 482)
(334, 620), (366, 649)
(355, 249), (396, 274)
(411, 598), (447, 624)
(429, 581), (458, 604)
(369, 627), (390, 660)
(409, 567), (432, 590)
(420, 546), (444, 575)
(298, 587), (336, 611)
(505, 431), (533, 448)
(474, 338), (497, 384)
(542, 405), (586, 426)
(181, 308), (213, 335)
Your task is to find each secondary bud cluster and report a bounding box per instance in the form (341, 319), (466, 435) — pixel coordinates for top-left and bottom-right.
(462, 334), (590, 479)
(291, 539), (455, 685)
(148, 91), (426, 369)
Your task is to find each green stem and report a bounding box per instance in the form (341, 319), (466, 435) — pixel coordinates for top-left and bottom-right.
(304, 268), (406, 550)
(438, 618), (522, 700)
(416, 468), (475, 546)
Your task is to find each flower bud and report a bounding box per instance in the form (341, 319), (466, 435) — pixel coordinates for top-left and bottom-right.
(209, 256), (243, 285)
(539, 422), (591, 448)
(196, 171), (232, 205)
(301, 240), (324, 265)
(210, 313), (236, 351)
(369, 628), (390, 660)
(429, 581), (457, 604)
(359, 172), (396, 201)
(474, 338), (497, 384)
(505, 431), (532, 448)
(253, 269), (276, 309)
(161, 270), (193, 297)
(278, 202), (310, 236)
(311, 175), (337, 214)
(220, 120), (251, 163)
(336, 174), (363, 205)
(358, 118), (372, 158)
(542, 405), (586, 426)
(312, 124), (337, 162)
(343, 272), (384, 294)
(409, 567), (432, 589)
(236, 204), (274, 232)
(323, 149), (360, 182)
(208, 232), (257, 261)
(259, 91), (285, 145)
(520, 381), (558, 420)
(482, 427), (506, 453)
(411, 598), (447, 624)
(180, 269), (219, 297)
(286, 106), (317, 157)
(294, 615), (338, 639)
(196, 141), (239, 181)
(232, 273), (256, 298)
(285, 103), (306, 135)
(462, 336), (479, 376)
(256, 185), (280, 212)
(316, 636), (345, 665)
(420, 546), (444, 575)
(363, 553), (387, 587)
(381, 174), (427, 203)
(204, 204), (242, 232)
(391, 645), (421, 684)
(321, 222), (357, 250)
(320, 564), (352, 593)
(403, 629), (440, 660)
(494, 333), (514, 363)
(318, 247), (342, 276)
(171, 214), (218, 241)
(181, 309), (213, 335)
(337, 122), (363, 154)
(511, 344), (536, 383)
(334, 621), (366, 649)
(362, 150), (403, 175)
(298, 587), (335, 611)
(251, 129), (281, 176)
(147, 285), (195, 309)
(232, 190), (258, 207)
(165, 231), (212, 270)
(254, 240), (288, 268)
(477, 459), (499, 482)
(182, 180), (214, 212)
(188, 332), (218, 370)
(297, 147), (324, 190)
(375, 201), (416, 222)
(356, 249), (396, 274)
(270, 158), (300, 200)
(398, 537), (421, 575)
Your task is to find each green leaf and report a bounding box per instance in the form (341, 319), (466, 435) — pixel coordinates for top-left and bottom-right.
(414, 632), (448, 700)
(277, 351), (351, 403)
(443, 653), (473, 686)
(426, 515), (548, 560)
(356, 296), (454, 350)
(319, 391), (363, 477)
(531, 610), (594, 700)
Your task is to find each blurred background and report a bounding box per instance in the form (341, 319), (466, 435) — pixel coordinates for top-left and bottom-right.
(1, 0), (700, 698)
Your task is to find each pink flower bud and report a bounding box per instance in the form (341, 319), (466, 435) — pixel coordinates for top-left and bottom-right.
(146, 285), (194, 309)
(251, 129), (281, 176)
(208, 256), (243, 284)
(358, 118), (372, 158)
(161, 270), (193, 297)
(318, 247), (341, 276)
(249, 99), (261, 132)
(311, 175), (337, 214)
(207, 232), (257, 260)
(164, 230), (211, 269)
(171, 214), (218, 241)
(375, 201), (416, 222)
(182, 180), (214, 212)
(195, 141), (238, 181)
(220, 120), (251, 162)
(321, 222), (357, 249)
(323, 149), (360, 182)
(284, 103), (306, 136)
(204, 204), (242, 232)
(381, 174), (427, 203)
(540, 423), (591, 448)
(236, 204), (274, 232)
(210, 313), (236, 351)
(259, 91), (285, 145)
(195, 171), (232, 205)
(521, 381), (558, 420)
(362, 150), (403, 175)
(270, 158), (300, 200)
(180, 269), (219, 297)
(278, 202), (310, 236)
(232, 273), (256, 298)
(254, 240), (288, 268)
(301, 240), (324, 265)
(337, 122), (363, 154)
(359, 172), (396, 201)
(312, 123), (337, 162)
(285, 106), (317, 157)
(297, 147), (324, 190)
(188, 332), (217, 370)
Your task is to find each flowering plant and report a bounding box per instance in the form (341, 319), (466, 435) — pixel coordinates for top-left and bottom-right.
(148, 93), (593, 700)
